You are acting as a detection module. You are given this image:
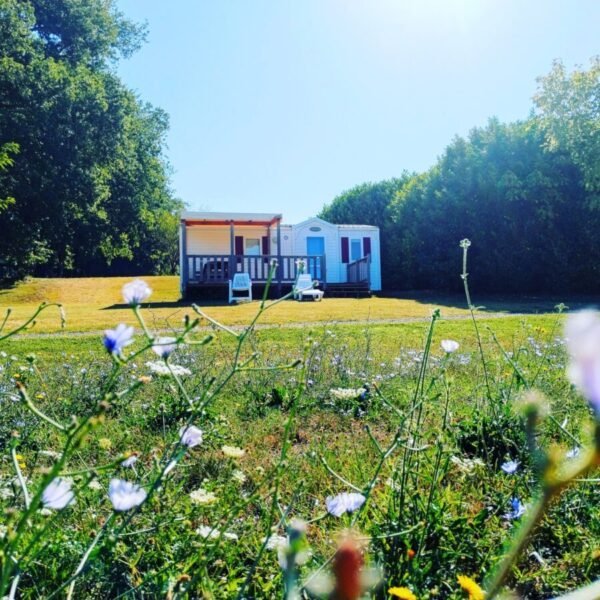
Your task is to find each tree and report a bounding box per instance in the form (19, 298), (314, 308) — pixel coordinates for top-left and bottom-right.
(0, 0), (180, 280)
(534, 58), (600, 203)
(319, 177), (412, 288)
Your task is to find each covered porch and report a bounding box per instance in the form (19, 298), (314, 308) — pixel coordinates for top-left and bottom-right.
(180, 212), (326, 294)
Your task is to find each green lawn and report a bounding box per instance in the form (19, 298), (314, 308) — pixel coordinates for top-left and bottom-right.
(0, 276), (588, 335)
(1, 278), (598, 598)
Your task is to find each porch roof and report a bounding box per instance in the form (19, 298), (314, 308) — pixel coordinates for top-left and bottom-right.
(182, 211), (282, 226)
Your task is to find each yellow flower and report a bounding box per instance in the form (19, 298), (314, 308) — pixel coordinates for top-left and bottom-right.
(222, 445), (245, 458)
(457, 575), (485, 600)
(389, 586), (417, 600)
(98, 438), (112, 450)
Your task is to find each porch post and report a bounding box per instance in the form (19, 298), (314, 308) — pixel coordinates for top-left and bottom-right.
(276, 218), (282, 296)
(180, 220), (188, 297)
(229, 220), (235, 279)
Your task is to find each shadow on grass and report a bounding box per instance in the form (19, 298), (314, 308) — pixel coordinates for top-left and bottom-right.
(374, 290), (599, 314)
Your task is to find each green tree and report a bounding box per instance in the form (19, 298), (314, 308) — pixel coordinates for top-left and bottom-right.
(319, 177), (412, 288)
(534, 57), (600, 202)
(0, 0), (180, 280)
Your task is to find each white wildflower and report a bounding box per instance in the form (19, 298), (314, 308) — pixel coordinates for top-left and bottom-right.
(42, 478), (75, 510)
(146, 361), (191, 377)
(108, 478), (147, 511)
(122, 279), (152, 305)
(190, 488), (217, 505)
(441, 339), (460, 353)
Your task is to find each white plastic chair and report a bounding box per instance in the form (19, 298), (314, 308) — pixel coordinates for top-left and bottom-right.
(294, 274), (324, 301)
(229, 273), (252, 303)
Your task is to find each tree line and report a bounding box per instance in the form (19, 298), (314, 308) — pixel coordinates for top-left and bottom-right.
(0, 0), (181, 281)
(320, 58), (600, 294)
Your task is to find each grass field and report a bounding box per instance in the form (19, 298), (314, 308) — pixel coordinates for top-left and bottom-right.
(0, 276), (592, 335)
(1, 277), (599, 598)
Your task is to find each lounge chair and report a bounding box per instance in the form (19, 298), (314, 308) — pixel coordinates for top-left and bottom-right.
(229, 273), (252, 303)
(294, 274), (324, 301)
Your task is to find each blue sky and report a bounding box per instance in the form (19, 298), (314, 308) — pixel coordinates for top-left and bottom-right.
(117, 1), (599, 223)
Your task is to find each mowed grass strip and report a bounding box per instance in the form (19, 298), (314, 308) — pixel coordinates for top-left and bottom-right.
(0, 276), (584, 334)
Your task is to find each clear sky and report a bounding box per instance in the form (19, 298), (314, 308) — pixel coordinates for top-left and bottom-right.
(116, 0), (599, 223)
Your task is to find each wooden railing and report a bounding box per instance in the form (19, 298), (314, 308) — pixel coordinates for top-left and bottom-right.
(185, 254), (326, 285)
(347, 254), (371, 285)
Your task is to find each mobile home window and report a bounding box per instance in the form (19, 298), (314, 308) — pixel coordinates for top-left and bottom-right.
(350, 239), (361, 261)
(245, 238), (260, 256)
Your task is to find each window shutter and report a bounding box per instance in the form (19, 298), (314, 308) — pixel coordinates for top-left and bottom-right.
(363, 237), (371, 257)
(261, 236), (269, 255)
(235, 236), (244, 255)
(341, 237), (349, 263)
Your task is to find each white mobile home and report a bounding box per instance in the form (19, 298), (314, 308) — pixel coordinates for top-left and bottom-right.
(179, 211), (381, 298)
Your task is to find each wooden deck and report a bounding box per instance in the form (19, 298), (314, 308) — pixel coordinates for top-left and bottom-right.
(183, 254), (326, 287)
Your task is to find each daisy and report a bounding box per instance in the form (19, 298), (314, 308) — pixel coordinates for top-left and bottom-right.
(108, 479), (147, 511)
(122, 279), (152, 305)
(325, 492), (366, 517)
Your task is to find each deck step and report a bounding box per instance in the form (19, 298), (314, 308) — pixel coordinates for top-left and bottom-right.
(325, 282), (371, 298)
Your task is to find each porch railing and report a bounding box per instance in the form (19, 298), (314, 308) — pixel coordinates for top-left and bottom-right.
(347, 254), (371, 286)
(185, 254), (326, 285)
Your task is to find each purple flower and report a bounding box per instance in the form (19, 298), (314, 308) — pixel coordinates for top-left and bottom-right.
(325, 492), (365, 517)
(42, 478), (75, 510)
(152, 337), (177, 359)
(565, 311), (600, 417)
(103, 324), (134, 356)
(501, 460), (519, 475)
(122, 279), (152, 306)
(109, 479), (147, 511)
(179, 425), (203, 448)
(504, 497), (526, 520)
(441, 339), (459, 353)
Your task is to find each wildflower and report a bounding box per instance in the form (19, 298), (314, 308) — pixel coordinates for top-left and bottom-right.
(146, 361), (191, 377)
(500, 460), (519, 475)
(441, 339), (459, 353)
(122, 279), (152, 305)
(457, 574), (484, 600)
(196, 525), (238, 540)
(42, 478), (75, 510)
(98, 438), (112, 450)
(190, 488), (217, 504)
(152, 337), (177, 359)
(504, 497), (526, 521)
(180, 425), (203, 448)
(121, 454), (139, 468)
(388, 587), (417, 600)
(326, 492), (366, 517)
(330, 388), (366, 400)
(265, 534), (288, 551)
(108, 478), (147, 511)
(222, 445), (245, 458)
(459, 239), (472, 249)
(565, 310), (600, 416)
(232, 469), (247, 483)
(566, 447), (581, 459)
(88, 480), (102, 491)
(103, 324), (134, 356)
